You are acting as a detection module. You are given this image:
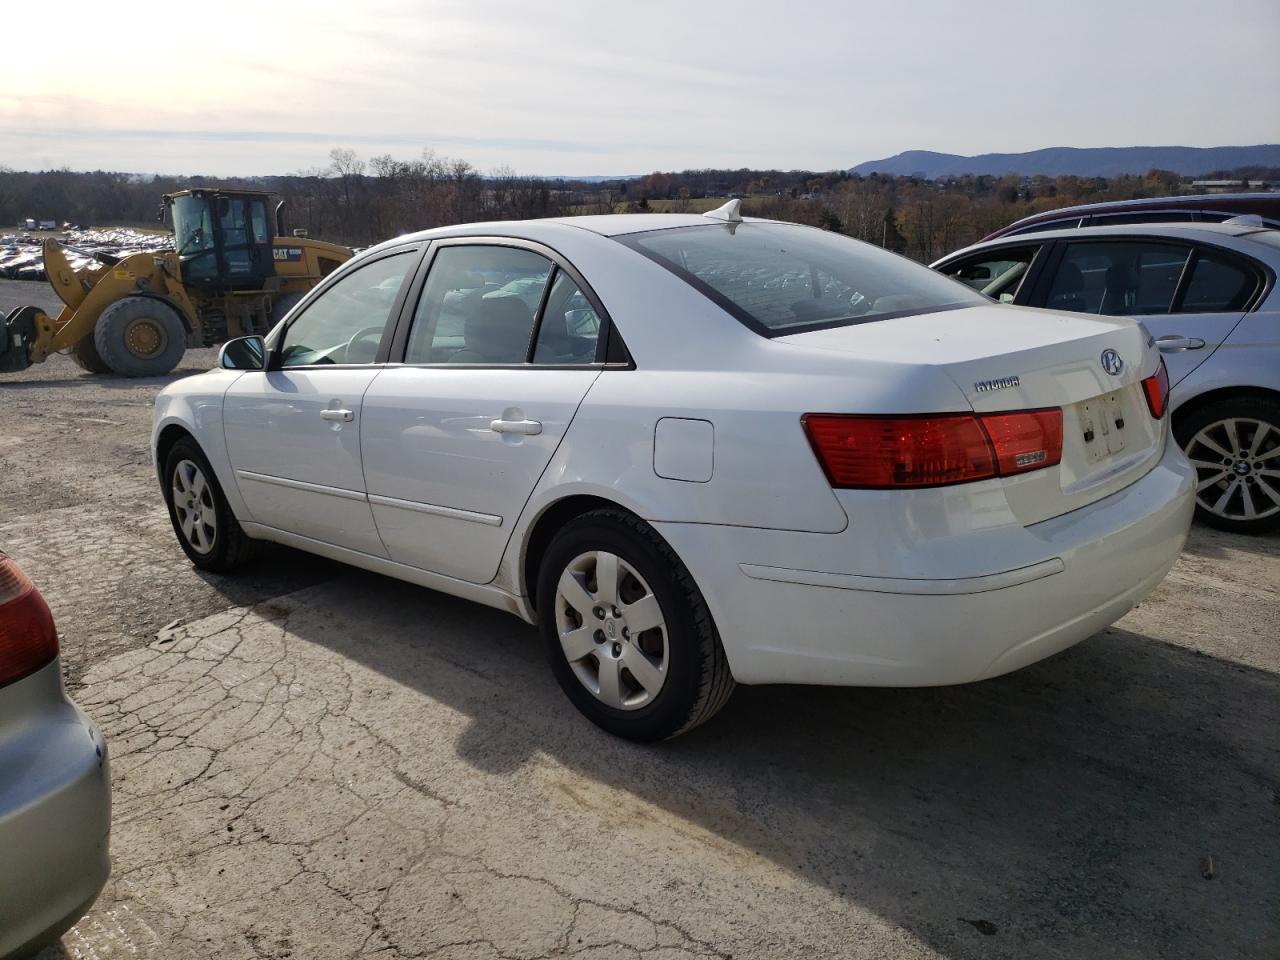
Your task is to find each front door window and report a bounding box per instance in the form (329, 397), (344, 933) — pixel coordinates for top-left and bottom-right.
(942, 246), (1040, 303)
(278, 252), (415, 366)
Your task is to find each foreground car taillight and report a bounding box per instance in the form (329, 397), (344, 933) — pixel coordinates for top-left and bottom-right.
(0, 554), (59, 689)
(802, 409), (1063, 489)
(1141, 360), (1170, 419)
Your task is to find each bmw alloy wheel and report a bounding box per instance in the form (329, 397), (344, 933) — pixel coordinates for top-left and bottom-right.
(1183, 417), (1280, 524)
(554, 550), (669, 710)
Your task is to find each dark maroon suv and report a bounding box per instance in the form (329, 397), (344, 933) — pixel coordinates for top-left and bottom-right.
(982, 192), (1280, 242)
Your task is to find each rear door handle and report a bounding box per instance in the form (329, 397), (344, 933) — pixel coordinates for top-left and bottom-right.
(320, 408), (354, 422)
(490, 418), (542, 436)
(1156, 335), (1206, 352)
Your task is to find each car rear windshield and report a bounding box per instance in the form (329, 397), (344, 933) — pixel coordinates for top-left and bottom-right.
(617, 222), (985, 336)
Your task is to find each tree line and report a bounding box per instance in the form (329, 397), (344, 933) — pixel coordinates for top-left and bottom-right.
(2, 150), (1274, 262)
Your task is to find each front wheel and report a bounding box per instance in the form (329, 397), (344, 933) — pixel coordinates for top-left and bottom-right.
(94, 296), (186, 377)
(536, 509), (734, 741)
(1175, 396), (1280, 534)
(163, 438), (262, 571)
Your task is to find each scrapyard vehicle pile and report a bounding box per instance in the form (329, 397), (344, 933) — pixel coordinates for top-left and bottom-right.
(0, 227), (174, 281)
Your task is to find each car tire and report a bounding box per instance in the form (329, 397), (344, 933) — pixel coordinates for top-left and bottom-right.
(162, 437), (263, 571)
(1174, 395), (1280, 535)
(69, 335), (112, 374)
(536, 508), (735, 741)
(93, 296), (187, 377)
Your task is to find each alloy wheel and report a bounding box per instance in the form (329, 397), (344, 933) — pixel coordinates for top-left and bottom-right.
(554, 550), (669, 710)
(1183, 417), (1280, 523)
(171, 459), (218, 554)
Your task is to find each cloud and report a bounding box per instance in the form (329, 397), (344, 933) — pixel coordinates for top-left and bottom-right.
(3, 0), (1277, 176)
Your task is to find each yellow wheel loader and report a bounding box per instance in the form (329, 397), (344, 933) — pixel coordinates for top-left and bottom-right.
(0, 189), (352, 377)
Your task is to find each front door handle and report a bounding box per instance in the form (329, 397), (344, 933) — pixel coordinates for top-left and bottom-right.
(490, 418), (542, 436)
(320, 408), (354, 422)
(1156, 335), (1206, 352)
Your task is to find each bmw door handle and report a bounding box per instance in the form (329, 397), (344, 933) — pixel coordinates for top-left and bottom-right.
(490, 418), (542, 436)
(320, 408), (354, 422)
(1155, 335), (1206, 352)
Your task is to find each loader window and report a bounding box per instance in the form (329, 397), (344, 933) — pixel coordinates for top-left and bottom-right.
(173, 195), (218, 284)
(278, 252), (414, 366)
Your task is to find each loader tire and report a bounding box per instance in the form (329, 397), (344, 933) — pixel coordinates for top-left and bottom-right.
(269, 291), (306, 324)
(69, 335), (112, 374)
(94, 296), (186, 377)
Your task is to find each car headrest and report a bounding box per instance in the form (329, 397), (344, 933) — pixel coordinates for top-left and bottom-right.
(1054, 262), (1085, 294)
(464, 297), (533, 362)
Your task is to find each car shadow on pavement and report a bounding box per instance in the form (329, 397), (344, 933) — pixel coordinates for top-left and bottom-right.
(1181, 523), (1280, 561)
(269, 569), (1279, 960)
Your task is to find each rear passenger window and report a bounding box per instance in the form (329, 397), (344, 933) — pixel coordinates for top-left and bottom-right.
(405, 246), (552, 364)
(532, 271), (601, 364)
(1047, 241), (1189, 316)
(1178, 251), (1258, 313)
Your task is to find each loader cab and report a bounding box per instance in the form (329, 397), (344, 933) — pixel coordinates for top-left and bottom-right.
(166, 190), (275, 291)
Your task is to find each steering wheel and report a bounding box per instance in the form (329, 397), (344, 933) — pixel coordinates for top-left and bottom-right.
(342, 325), (385, 363)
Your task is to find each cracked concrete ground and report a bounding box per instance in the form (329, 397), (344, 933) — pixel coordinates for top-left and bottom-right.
(2, 278), (1278, 959)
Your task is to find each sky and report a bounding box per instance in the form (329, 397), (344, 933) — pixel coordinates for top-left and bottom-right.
(3, 0), (1278, 178)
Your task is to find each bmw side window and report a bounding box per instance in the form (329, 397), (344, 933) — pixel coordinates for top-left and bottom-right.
(532, 270), (602, 364)
(944, 246), (1039, 303)
(278, 252), (413, 367)
(1176, 250), (1259, 313)
(1046, 241), (1190, 316)
(405, 246), (553, 364)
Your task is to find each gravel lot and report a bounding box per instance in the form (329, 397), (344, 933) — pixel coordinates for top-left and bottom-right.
(1, 277), (1277, 959)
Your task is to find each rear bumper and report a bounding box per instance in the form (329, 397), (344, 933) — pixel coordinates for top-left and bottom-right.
(655, 439), (1195, 686)
(0, 660), (111, 958)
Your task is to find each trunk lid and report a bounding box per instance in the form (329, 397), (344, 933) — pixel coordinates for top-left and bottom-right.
(776, 304), (1165, 524)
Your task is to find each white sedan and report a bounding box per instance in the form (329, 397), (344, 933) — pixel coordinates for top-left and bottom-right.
(153, 204), (1195, 740)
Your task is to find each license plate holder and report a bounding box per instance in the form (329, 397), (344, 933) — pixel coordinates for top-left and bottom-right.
(1078, 391), (1127, 463)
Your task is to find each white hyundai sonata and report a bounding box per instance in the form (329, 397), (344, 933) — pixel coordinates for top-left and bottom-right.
(153, 204), (1195, 740)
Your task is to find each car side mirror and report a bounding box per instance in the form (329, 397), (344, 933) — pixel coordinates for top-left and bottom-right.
(219, 335), (266, 370)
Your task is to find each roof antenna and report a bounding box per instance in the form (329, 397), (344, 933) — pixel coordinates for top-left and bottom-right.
(703, 198), (743, 223)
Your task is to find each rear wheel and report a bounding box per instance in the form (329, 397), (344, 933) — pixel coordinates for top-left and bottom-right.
(1175, 396), (1280, 534)
(69, 335), (112, 373)
(163, 437), (262, 571)
(94, 296), (186, 377)
(536, 509), (734, 740)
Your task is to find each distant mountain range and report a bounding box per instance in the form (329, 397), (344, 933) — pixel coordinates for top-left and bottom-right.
(850, 145), (1280, 179)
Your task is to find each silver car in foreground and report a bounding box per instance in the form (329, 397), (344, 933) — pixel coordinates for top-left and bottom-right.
(935, 222), (1280, 534)
(0, 553), (110, 958)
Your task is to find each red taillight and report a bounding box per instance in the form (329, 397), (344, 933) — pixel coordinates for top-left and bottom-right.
(1141, 360), (1170, 419)
(0, 556), (59, 689)
(981, 409), (1064, 475)
(802, 409), (1063, 489)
